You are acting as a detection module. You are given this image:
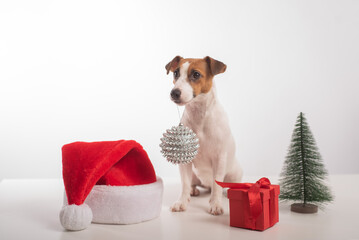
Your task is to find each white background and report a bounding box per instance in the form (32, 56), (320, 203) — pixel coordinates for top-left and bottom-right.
(0, 0), (358, 180)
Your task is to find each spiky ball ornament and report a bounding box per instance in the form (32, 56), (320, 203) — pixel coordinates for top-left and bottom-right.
(160, 123), (199, 164)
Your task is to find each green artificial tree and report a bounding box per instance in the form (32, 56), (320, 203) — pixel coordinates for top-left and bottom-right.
(279, 112), (333, 213)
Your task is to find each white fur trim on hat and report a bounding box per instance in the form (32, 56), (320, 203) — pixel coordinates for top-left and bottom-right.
(63, 177), (163, 226)
(59, 203), (93, 231)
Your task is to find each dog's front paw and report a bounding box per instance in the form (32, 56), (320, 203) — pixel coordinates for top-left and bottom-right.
(208, 202), (224, 215)
(170, 200), (188, 212)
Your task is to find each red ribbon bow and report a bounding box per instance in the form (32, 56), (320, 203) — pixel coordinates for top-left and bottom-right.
(216, 177), (271, 229)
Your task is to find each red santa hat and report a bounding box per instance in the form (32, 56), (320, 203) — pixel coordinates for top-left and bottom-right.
(59, 140), (163, 231)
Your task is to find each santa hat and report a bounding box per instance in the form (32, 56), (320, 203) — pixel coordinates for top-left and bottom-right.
(59, 140), (163, 231)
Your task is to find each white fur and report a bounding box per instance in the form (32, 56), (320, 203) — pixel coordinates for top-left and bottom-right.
(62, 177), (163, 227)
(59, 203), (93, 231)
(173, 62), (193, 105)
(171, 82), (242, 215)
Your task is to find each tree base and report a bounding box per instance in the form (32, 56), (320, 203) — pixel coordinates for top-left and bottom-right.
(291, 203), (318, 213)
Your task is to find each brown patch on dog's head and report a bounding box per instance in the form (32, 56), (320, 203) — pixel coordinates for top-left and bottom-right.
(186, 59), (214, 97)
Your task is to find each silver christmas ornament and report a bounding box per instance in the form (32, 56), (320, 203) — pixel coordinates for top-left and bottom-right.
(160, 123), (199, 164)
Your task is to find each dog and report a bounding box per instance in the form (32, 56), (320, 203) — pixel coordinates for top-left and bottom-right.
(165, 56), (243, 215)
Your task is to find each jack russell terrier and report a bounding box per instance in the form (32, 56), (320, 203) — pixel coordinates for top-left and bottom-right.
(165, 56), (243, 215)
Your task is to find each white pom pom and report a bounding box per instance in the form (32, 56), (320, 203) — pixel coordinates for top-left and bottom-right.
(59, 204), (93, 231)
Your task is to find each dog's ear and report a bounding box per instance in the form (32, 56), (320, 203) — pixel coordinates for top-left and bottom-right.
(165, 56), (182, 74)
(204, 56), (227, 76)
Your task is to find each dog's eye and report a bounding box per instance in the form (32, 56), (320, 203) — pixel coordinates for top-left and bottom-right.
(192, 71), (201, 79)
(174, 69), (180, 79)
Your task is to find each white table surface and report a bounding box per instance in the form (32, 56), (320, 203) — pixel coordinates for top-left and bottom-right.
(0, 175), (358, 240)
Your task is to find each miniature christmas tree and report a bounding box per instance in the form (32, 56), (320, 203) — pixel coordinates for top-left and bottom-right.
(279, 112), (333, 213)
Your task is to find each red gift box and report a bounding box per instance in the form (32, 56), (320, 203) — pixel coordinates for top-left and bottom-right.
(216, 177), (280, 231)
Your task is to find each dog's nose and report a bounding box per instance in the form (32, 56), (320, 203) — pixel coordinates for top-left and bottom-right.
(171, 89), (181, 100)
